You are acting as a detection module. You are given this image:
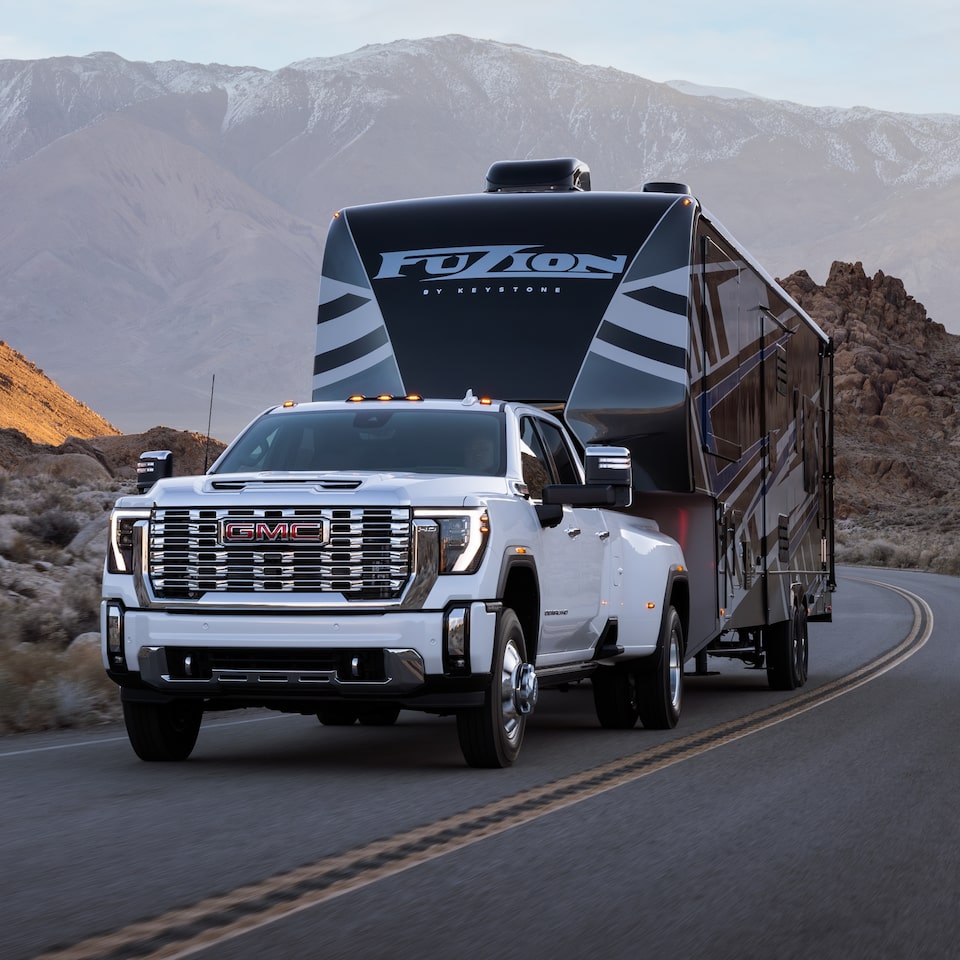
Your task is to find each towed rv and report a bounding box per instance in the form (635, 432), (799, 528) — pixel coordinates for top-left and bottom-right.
(100, 159), (834, 769)
(313, 158), (835, 689)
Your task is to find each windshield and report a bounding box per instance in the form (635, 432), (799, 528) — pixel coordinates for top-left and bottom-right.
(213, 408), (505, 476)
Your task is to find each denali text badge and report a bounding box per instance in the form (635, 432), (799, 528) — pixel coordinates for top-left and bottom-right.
(374, 245), (627, 281)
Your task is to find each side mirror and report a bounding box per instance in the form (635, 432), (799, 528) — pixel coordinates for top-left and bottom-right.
(535, 503), (564, 528)
(137, 450), (173, 493)
(541, 446), (632, 508)
(584, 446), (632, 506)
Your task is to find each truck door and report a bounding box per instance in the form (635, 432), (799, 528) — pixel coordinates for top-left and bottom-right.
(520, 416), (609, 665)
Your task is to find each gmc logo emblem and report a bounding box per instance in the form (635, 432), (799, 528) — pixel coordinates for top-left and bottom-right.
(219, 519), (329, 544)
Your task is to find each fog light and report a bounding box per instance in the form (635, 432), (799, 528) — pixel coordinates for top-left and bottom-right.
(445, 606), (469, 673)
(106, 603), (123, 654)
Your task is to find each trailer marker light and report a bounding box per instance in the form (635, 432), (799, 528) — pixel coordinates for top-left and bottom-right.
(647, 602), (656, 610)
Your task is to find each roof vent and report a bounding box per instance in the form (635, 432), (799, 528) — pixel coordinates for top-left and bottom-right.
(484, 158), (591, 193)
(642, 180), (693, 195)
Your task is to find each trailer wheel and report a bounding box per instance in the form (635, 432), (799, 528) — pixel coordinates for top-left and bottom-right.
(456, 608), (532, 768)
(592, 665), (640, 729)
(122, 699), (203, 761)
(637, 606), (683, 729)
(766, 601), (809, 690)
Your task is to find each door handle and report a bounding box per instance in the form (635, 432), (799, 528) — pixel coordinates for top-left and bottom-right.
(565, 527), (581, 538)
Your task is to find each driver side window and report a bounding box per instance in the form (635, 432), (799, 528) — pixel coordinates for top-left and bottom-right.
(519, 418), (555, 500)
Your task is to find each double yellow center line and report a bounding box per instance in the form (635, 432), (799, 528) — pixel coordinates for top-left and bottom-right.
(38, 578), (932, 960)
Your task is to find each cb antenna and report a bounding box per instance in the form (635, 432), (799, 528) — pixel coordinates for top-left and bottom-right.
(203, 373), (215, 472)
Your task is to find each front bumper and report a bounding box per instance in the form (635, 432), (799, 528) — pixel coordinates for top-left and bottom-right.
(101, 602), (499, 708)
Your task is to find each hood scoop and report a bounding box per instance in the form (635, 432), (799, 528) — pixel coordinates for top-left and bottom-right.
(209, 476), (365, 491)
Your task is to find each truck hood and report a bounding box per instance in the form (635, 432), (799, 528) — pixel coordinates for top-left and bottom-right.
(116, 471), (512, 509)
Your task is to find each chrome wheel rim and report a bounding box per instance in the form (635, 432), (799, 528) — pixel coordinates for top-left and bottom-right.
(499, 637), (525, 744)
(668, 624), (682, 713)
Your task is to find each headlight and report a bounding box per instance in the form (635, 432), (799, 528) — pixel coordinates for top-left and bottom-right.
(107, 509), (150, 574)
(416, 509), (489, 574)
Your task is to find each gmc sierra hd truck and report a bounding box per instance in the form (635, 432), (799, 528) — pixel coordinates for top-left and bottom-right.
(102, 392), (687, 767)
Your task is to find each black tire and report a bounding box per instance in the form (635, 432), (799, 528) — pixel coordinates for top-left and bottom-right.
(316, 705), (360, 726)
(637, 606), (683, 730)
(592, 665), (640, 729)
(456, 608), (529, 768)
(356, 704), (402, 726)
(122, 699), (203, 761)
(766, 600), (809, 690)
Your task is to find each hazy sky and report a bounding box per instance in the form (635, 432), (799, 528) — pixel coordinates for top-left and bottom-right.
(0, 0), (956, 115)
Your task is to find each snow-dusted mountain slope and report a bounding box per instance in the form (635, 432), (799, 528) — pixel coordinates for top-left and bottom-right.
(1, 35), (957, 434)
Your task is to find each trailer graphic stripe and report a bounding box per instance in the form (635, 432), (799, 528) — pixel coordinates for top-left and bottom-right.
(37, 579), (930, 960)
(596, 320), (686, 369)
(317, 293), (371, 325)
(312, 326), (390, 376)
(624, 285), (687, 315)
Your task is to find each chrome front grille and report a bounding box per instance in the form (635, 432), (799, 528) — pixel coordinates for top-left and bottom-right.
(148, 506), (411, 599)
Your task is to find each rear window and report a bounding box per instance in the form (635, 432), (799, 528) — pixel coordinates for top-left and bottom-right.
(214, 409), (505, 476)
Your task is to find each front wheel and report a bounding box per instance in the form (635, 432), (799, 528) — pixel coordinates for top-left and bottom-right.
(317, 705), (360, 726)
(123, 699), (203, 761)
(356, 704), (402, 726)
(456, 608), (535, 768)
(636, 606), (683, 729)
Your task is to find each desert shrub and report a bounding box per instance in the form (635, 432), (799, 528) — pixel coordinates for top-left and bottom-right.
(6, 605), (70, 647)
(17, 508), (80, 547)
(0, 573), (37, 600)
(0, 637), (118, 733)
(4, 533), (40, 564)
(60, 568), (102, 637)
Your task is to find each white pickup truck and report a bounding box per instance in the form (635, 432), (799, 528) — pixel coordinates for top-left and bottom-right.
(102, 391), (688, 767)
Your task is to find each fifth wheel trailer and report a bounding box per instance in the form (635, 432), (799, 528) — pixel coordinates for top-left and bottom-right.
(312, 157), (835, 692)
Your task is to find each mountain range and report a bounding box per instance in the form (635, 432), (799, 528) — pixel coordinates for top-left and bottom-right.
(1, 35), (958, 437)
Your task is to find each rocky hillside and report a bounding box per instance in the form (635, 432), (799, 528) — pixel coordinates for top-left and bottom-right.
(781, 262), (960, 521)
(778, 262), (960, 573)
(0, 340), (118, 445)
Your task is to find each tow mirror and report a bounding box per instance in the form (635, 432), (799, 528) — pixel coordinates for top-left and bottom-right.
(542, 446), (632, 508)
(136, 450), (173, 493)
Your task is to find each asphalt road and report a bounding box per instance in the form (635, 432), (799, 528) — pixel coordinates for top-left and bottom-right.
(3, 566), (958, 960)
